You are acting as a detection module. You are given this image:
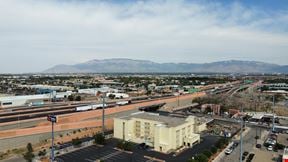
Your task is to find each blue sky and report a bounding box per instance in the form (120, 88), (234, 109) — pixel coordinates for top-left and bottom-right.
(0, 0), (287, 73)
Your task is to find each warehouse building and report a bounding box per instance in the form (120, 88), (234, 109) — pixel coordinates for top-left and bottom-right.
(114, 112), (206, 153)
(0, 91), (73, 108)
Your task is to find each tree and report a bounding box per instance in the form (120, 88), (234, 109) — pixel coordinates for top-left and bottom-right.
(38, 149), (46, 157)
(203, 150), (212, 158)
(94, 134), (105, 145)
(23, 143), (34, 162)
(26, 143), (33, 153)
(75, 95), (81, 101)
(275, 143), (285, 150)
(210, 146), (218, 154)
(68, 95), (74, 101)
(195, 154), (208, 162)
(108, 94), (116, 99)
(116, 140), (133, 151)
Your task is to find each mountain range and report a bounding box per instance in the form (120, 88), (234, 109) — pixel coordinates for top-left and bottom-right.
(44, 58), (288, 74)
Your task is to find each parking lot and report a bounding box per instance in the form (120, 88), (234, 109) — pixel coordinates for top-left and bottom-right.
(56, 134), (220, 162)
(218, 127), (264, 162)
(56, 145), (152, 162)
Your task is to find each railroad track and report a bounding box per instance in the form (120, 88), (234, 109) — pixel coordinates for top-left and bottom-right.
(0, 94), (177, 124)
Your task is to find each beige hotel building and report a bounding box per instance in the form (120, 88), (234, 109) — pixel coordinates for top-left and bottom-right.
(114, 112), (207, 153)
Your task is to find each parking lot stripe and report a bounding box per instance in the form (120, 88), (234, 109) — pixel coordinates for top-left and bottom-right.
(85, 158), (95, 162)
(100, 150), (123, 161)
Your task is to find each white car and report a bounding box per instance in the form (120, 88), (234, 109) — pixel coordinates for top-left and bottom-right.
(267, 145), (273, 151)
(225, 148), (233, 155)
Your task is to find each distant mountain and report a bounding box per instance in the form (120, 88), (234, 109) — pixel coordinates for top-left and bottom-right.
(43, 58), (288, 74)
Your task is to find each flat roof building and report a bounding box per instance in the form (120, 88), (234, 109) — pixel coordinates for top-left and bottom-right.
(114, 112), (206, 153)
(283, 147), (288, 162)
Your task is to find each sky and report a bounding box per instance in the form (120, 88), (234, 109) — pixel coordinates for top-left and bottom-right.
(0, 0), (288, 73)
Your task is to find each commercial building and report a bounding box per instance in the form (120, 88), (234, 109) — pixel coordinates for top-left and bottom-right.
(114, 112), (206, 153)
(0, 91), (73, 108)
(283, 147), (288, 162)
(78, 87), (118, 96)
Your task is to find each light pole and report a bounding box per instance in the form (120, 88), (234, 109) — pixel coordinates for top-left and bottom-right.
(272, 95), (275, 132)
(239, 105), (243, 162)
(47, 115), (58, 162)
(102, 93), (106, 136)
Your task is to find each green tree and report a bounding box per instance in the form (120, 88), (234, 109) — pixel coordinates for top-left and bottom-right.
(203, 150), (212, 158)
(26, 143), (33, 153)
(23, 143), (34, 162)
(195, 154), (208, 162)
(68, 95), (74, 101)
(75, 95), (82, 101)
(94, 134), (105, 145)
(210, 146), (218, 154)
(116, 140), (133, 151)
(108, 94), (116, 99)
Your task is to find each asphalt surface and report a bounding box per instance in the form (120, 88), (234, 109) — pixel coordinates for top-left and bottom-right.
(56, 145), (152, 162)
(56, 135), (220, 162)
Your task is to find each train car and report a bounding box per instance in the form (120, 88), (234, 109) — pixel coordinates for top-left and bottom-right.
(91, 104), (107, 109)
(75, 104), (108, 111)
(116, 100), (131, 106)
(75, 105), (92, 111)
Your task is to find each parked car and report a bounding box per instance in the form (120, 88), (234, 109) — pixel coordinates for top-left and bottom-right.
(225, 147), (234, 155)
(247, 153), (255, 161)
(267, 145), (273, 151)
(138, 143), (149, 150)
(232, 142), (239, 148)
(243, 151), (249, 156)
(256, 144), (262, 148)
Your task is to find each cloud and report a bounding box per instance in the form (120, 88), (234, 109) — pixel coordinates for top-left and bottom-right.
(0, 0), (287, 73)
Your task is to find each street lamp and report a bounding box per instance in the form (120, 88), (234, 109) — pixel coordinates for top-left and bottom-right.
(239, 106), (244, 162)
(47, 115), (58, 162)
(101, 92), (106, 136)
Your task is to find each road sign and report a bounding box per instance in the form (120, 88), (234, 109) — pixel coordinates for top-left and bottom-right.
(47, 115), (58, 123)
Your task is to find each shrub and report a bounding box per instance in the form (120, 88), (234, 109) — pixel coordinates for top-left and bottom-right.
(72, 138), (82, 146)
(275, 143), (285, 150)
(116, 140), (133, 151)
(38, 150), (46, 157)
(210, 146), (218, 154)
(94, 134), (105, 145)
(23, 143), (35, 162)
(195, 154), (208, 162)
(203, 150), (212, 158)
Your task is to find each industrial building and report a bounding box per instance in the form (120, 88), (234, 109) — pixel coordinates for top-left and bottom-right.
(0, 91), (73, 108)
(283, 147), (288, 162)
(114, 112), (207, 153)
(78, 87), (118, 95)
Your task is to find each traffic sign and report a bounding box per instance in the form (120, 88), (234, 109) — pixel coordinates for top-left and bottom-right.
(47, 115), (58, 123)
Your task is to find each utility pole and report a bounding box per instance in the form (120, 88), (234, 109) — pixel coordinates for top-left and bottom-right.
(177, 93), (180, 107)
(102, 93), (106, 135)
(240, 105), (244, 162)
(272, 95), (275, 132)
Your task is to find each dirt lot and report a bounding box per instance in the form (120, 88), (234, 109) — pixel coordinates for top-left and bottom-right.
(277, 133), (288, 147)
(252, 147), (281, 162)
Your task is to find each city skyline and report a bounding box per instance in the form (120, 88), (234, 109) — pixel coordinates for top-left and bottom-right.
(0, 0), (288, 73)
